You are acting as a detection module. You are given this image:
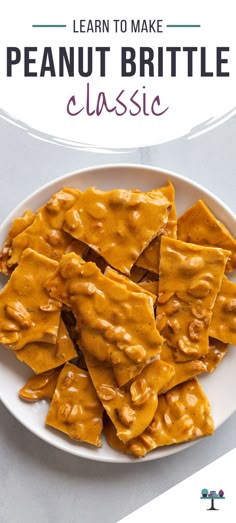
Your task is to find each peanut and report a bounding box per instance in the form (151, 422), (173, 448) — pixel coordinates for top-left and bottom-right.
(6, 302), (32, 328)
(130, 378), (151, 405)
(116, 405), (136, 427)
(188, 319), (204, 341)
(124, 345), (146, 363)
(188, 280), (211, 298)
(97, 385), (117, 401)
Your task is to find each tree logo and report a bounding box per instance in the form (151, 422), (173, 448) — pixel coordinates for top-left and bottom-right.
(200, 488), (225, 510)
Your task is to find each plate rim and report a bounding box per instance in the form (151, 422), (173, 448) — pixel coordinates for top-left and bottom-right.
(1, 163), (236, 231)
(0, 162), (235, 463)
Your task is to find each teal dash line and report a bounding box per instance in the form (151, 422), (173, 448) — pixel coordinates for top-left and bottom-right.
(166, 24), (201, 28)
(32, 24), (67, 28)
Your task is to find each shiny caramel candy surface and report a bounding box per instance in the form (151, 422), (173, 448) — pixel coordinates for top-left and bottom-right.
(45, 253), (163, 373)
(202, 338), (228, 373)
(113, 360), (146, 388)
(19, 367), (61, 402)
(7, 188), (84, 268)
(16, 318), (77, 373)
(84, 350), (175, 443)
(177, 199), (236, 272)
(209, 276), (236, 344)
(63, 187), (170, 274)
(46, 363), (103, 447)
(159, 343), (207, 394)
(0, 210), (35, 275)
(138, 281), (159, 297)
(0, 248), (61, 350)
(129, 265), (148, 283)
(105, 378), (214, 457)
(136, 182), (177, 273)
(156, 237), (228, 361)
(1, 182), (234, 455)
(104, 266), (156, 306)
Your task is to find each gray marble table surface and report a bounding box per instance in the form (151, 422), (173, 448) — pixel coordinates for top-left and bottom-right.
(0, 116), (235, 523)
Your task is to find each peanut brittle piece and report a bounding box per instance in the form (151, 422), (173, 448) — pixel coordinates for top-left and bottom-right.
(105, 378), (214, 457)
(113, 361), (146, 388)
(156, 237), (229, 361)
(84, 350), (175, 443)
(46, 363), (103, 446)
(106, 272), (158, 386)
(104, 266), (156, 306)
(138, 281), (159, 296)
(0, 248), (61, 350)
(201, 338), (228, 373)
(16, 318), (77, 373)
(63, 187), (170, 274)
(209, 276), (236, 344)
(65, 238), (88, 258)
(159, 343), (207, 394)
(104, 419), (129, 454)
(136, 182), (177, 273)
(84, 248), (108, 272)
(7, 188), (84, 268)
(129, 266), (148, 283)
(139, 270), (159, 283)
(61, 309), (78, 344)
(0, 210), (35, 275)
(177, 199), (236, 272)
(45, 253), (163, 371)
(19, 367), (61, 402)
(102, 268), (157, 386)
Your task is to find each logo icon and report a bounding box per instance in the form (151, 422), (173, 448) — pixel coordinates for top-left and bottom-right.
(200, 488), (225, 510)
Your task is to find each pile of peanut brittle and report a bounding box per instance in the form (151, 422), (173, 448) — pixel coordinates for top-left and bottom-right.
(0, 182), (236, 458)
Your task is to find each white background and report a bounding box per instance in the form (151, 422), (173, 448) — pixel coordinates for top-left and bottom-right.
(0, 0), (235, 147)
(118, 449), (236, 522)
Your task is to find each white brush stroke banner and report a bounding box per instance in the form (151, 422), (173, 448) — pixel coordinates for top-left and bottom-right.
(117, 448), (236, 522)
(0, 0), (235, 148)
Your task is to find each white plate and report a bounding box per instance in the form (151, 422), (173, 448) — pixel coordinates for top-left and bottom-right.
(0, 164), (236, 463)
